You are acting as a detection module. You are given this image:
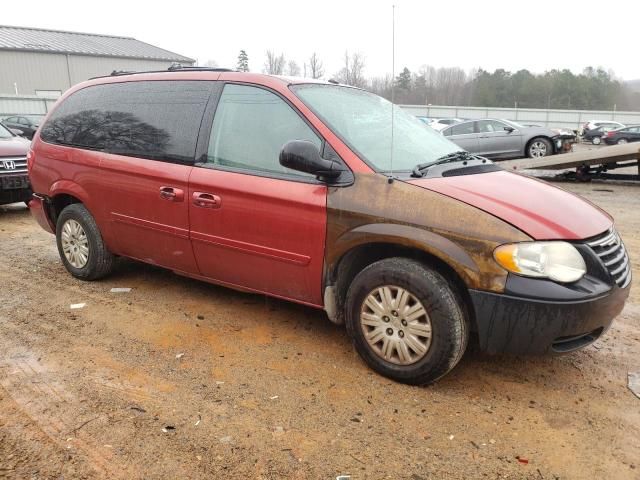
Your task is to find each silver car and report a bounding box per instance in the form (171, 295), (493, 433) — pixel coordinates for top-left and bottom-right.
(441, 119), (562, 159)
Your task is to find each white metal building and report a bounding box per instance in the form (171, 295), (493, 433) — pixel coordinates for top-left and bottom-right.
(0, 25), (195, 98)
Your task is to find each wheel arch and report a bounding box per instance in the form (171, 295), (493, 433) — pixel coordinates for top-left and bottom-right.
(525, 135), (554, 156)
(325, 224), (479, 329)
(49, 180), (93, 229)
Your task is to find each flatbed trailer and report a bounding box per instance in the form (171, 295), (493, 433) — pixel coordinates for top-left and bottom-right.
(500, 143), (640, 182)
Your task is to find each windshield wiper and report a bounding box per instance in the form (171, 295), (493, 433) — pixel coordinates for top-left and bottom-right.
(411, 151), (475, 178)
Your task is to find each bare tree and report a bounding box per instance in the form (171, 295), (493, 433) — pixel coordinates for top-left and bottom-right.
(264, 50), (286, 75)
(335, 51), (366, 87)
(309, 52), (324, 79)
(287, 60), (301, 77)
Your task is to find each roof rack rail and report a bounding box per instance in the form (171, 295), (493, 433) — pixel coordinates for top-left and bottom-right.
(167, 64), (234, 72)
(90, 66), (237, 80)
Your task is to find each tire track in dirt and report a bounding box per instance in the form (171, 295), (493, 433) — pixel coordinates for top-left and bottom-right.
(0, 346), (136, 479)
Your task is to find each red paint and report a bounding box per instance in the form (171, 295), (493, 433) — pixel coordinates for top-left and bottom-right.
(188, 167), (326, 305)
(409, 171), (612, 240)
(28, 195), (54, 233)
(97, 152), (198, 273)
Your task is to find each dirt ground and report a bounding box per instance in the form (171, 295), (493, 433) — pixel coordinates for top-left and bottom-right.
(0, 181), (638, 480)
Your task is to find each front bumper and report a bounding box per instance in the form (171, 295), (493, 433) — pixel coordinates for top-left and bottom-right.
(0, 174), (32, 205)
(470, 276), (630, 355)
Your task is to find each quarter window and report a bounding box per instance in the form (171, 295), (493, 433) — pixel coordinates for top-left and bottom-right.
(40, 81), (213, 164)
(206, 84), (321, 178)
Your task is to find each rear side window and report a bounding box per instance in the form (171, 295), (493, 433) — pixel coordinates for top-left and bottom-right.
(40, 81), (213, 164)
(206, 84), (321, 178)
(450, 122), (475, 135)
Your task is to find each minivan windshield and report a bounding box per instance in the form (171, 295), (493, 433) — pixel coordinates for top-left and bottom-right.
(291, 84), (461, 172)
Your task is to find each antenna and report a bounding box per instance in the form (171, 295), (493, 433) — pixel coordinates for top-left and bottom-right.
(389, 4), (396, 184)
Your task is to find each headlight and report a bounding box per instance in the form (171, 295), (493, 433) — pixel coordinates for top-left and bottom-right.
(494, 241), (586, 283)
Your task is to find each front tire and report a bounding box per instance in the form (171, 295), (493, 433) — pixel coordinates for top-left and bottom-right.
(592, 136), (601, 145)
(345, 258), (468, 385)
(617, 138), (628, 145)
(56, 203), (114, 280)
(527, 137), (552, 158)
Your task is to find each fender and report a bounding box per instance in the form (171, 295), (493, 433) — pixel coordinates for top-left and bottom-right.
(329, 222), (483, 290)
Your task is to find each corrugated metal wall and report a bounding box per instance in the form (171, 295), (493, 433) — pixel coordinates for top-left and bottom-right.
(0, 50), (193, 96)
(400, 105), (640, 130)
(0, 94), (57, 117)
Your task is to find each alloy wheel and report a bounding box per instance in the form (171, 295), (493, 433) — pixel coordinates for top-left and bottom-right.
(61, 219), (89, 268)
(529, 141), (548, 157)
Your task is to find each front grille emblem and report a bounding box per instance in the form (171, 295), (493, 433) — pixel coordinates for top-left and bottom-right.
(1, 160), (16, 170)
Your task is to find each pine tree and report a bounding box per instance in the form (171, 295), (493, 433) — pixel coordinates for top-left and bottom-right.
(237, 50), (249, 72)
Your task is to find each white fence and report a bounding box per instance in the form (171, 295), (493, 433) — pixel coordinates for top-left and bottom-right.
(0, 94), (57, 119)
(399, 105), (640, 130)
(4, 94), (640, 130)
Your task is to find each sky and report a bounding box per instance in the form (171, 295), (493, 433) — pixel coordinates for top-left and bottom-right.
(4, 0), (640, 80)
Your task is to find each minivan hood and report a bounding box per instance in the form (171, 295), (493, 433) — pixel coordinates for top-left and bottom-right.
(407, 170), (612, 240)
(0, 136), (30, 156)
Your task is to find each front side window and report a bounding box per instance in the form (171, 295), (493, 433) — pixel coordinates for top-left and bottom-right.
(291, 84), (460, 172)
(40, 81), (212, 163)
(206, 84), (321, 178)
(478, 120), (507, 133)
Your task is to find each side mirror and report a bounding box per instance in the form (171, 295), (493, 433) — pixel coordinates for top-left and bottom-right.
(504, 126), (515, 133)
(279, 140), (345, 180)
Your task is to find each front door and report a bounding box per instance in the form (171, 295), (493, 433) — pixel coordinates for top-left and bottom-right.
(445, 121), (479, 153)
(189, 83), (327, 305)
(476, 120), (522, 157)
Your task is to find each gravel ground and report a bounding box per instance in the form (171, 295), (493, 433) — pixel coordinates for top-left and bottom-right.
(0, 181), (638, 480)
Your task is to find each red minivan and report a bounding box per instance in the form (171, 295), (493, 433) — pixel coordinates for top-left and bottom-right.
(28, 68), (631, 384)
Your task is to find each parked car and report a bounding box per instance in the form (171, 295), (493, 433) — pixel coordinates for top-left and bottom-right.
(428, 118), (463, 131)
(603, 125), (640, 145)
(0, 121), (31, 205)
(580, 120), (625, 136)
(28, 70), (631, 385)
(442, 119), (564, 158)
(2, 115), (41, 140)
(583, 125), (619, 145)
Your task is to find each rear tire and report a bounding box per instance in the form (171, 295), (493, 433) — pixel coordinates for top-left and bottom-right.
(56, 203), (114, 280)
(617, 138), (628, 145)
(592, 136), (601, 145)
(344, 258), (468, 385)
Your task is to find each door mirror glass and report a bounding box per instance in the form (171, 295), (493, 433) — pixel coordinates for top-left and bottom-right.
(279, 140), (343, 180)
(504, 126), (515, 133)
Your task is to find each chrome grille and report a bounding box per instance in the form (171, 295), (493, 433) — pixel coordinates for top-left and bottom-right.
(586, 229), (631, 288)
(0, 156), (28, 175)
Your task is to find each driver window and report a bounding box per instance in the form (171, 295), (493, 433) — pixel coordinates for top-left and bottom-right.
(478, 120), (507, 133)
(208, 84), (322, 178)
